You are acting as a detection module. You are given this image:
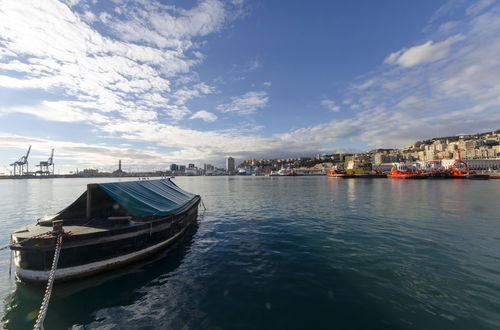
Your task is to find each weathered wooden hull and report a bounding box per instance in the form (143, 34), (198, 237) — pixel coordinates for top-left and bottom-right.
(12, 197), (200, 282)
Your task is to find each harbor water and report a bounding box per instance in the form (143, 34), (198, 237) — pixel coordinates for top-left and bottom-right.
(0, 177), (499, 329)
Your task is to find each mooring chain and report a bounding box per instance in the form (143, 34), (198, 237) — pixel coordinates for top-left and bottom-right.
(5, 232), (53, 251)
(33, 234), (63, 330)
(1, 232), (50, 251)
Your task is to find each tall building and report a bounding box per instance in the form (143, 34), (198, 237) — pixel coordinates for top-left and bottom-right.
(226, 157), (235, 173)
(170, 164), (178, 171)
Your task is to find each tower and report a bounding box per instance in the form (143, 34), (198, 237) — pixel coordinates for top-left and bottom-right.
(226, 157), (235, 173)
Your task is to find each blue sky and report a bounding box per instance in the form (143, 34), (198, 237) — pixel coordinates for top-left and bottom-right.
(1, 0), (500, 173)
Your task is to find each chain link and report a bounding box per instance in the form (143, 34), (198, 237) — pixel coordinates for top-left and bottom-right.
(33, 234), (63, 330)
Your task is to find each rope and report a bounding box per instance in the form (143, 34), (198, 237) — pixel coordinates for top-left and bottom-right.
(33, 234), (63, 330)
(201, 198), (207, 211)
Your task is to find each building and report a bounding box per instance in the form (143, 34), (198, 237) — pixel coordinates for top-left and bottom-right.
(82, 168), (98, 175)
(373, 152), (400, 164)
(226, 157), (235, 173)
(170, 164), (179, 171)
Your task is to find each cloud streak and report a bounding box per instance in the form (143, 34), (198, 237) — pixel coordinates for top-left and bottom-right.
(190, 110), (218, 122)
(385, 34), (465, 68)
(217, 91), (269, 115)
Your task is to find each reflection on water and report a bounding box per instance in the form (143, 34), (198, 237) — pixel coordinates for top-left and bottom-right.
(2, 221), (199, 330)
(0, 177), (499, 330)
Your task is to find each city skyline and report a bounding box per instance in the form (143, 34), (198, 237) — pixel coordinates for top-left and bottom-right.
(1, 0), (500, 173)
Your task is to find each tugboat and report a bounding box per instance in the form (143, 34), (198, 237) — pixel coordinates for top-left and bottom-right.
(9, 179), (201, 282)
(449, 149), (489, 180)
(387, 163), (427, 179)
(276, 169), (303, 176)
(327, 165), (354, 178)
(422, 160), (451, 178)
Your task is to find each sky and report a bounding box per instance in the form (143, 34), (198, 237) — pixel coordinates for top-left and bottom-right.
(1, 0), (500, 173)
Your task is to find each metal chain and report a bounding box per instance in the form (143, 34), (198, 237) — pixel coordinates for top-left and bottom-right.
(33, 234), (63, 330)
(8, 231), (53, 250)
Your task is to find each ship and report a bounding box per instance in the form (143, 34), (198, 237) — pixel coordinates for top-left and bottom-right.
(387, 163), (428, 179)
(9, 179), (200, 282)
(326, 164), (354, 178)
(448, 149), (490, 180)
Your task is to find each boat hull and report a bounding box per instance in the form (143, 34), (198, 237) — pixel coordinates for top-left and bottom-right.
(387, 174), (427, 179)
(13, 197), (200, 282)
(451, 174), (490, 180)
(327, 174), (355, 178)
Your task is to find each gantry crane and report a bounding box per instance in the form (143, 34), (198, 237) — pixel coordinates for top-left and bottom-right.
(10, 145), (31, 176)
(36, 148), (55, 175)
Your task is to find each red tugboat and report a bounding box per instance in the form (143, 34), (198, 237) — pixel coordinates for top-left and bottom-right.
(450, 149), (490, 180)
(387, 163), (428, 179)
(326, 165), (355, 178)
(285, 171), (302, 176)
(422, 160), (451, 178)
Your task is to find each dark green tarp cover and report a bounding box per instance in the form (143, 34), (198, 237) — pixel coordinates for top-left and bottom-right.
(53, 179), (197, 219)
(98, 179), (197, 217)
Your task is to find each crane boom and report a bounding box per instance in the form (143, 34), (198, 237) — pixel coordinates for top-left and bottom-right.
(25, 145), (31, 160)
(49, 148), (54, 165)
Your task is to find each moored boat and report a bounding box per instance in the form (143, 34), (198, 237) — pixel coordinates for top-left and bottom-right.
(326, 169), (355, 178)
(448, 149), (490, 180)
(9, 179), (200, 282)
(326, 164), (355, 178)
(387, 163), (427, 179)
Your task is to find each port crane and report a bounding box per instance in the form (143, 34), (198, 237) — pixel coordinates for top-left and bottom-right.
(452, 148), (471, 175)
(36, 149), (55, 175)
(10, 145), (31, 176)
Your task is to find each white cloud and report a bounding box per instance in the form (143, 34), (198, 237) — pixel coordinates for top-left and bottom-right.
(190, 110), (217, 122)
(172, 83), (215, 105)
(321, 99), (341, 112)
(217, 91), (269, 115)
(0, 134), (171, 172)
(354, 79), (374, 90)
(236, 59), (261, 73)
(106, 0), (227, 49)
(0, 0), (233, 125)
(263, 81), (272, 87)
(385, 34), (465, 68)
(0, 101), (109, 123)
(466, 0), (495, 16)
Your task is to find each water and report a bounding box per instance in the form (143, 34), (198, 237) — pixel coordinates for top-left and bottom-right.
(0, 177), (499, 329)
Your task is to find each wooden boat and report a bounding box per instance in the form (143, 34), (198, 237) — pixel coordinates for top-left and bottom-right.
(387, 163), (427, 179)
(9, 179), (200, 282)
